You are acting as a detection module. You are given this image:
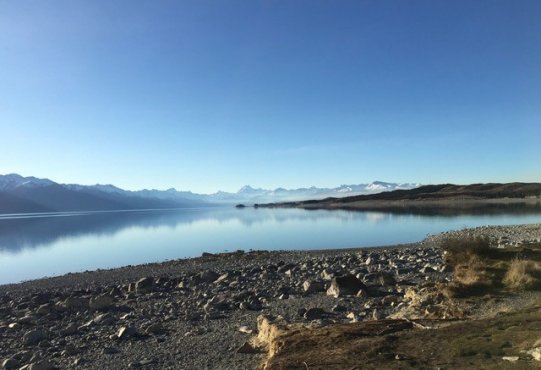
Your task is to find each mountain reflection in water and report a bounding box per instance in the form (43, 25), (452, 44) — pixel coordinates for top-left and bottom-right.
(1, 205), (541, 284)
(1, 204), (540, 254)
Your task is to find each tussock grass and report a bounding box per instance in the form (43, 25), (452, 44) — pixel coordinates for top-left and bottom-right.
(454, 255), (492, 287)
(440, 237), (541, 297)
(440, 236), (497, 297)
(503, 258), (541, 290)
(441, 236), (493, 266)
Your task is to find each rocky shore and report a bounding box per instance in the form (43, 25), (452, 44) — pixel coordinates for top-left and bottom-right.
(1, 224), (540, 370)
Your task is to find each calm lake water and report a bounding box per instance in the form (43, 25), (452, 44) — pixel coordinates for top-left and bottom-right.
(1, 205), (541, 284)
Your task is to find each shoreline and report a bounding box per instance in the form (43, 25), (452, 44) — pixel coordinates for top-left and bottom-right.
(0, 223), (540, 369)
(0, 242), (422, 294)
(2, 223), (540, 292)
(2, 222), (541, 292)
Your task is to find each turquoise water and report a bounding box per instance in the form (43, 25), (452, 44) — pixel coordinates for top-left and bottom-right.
(1, 206), (541, 284)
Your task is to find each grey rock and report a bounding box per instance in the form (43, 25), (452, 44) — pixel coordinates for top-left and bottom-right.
(331, 304), (347, 312)
(320, 269), (335, 280)
(63, 297), (88, 310)
(214, 273), (230, 284)
(327, 275), (368, 298)
(59, 323), (78, 337)
(372, 309), (383, 320)
(93, 313), (115, 325)
(2, 358), (19, 370)
(200, 270), (219, 283)
(277, 263), (295, 273)
(135, 277), (154, 293)
(378, 272), (397, 287)
(144, 322), (165, 335)
(346, 311), (360, 322)
(28, 360), (55, 370)
(89, 294), (114, 310)
(73, 358), (86, 366)
(303, 280), (325, 294)
(304, 307), (326, 320)
(61, 344), (79, 356)
(117, 325), (138, 339)
(36, 304), (52, 316)
(18, 315), (37, 326)
(102, 346), (120, 354)
(238, 326), (253, 334)
(236, 341), (260, 354)
(23, 329), (47, 345)
(204, 311), (223, 320)
(109, 286), (122, 296)
(239, 301), (262, 311)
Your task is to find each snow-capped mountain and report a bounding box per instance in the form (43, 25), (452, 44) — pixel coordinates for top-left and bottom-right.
(216, 181), (421, 203)
(0, 173), (421, 214)
(0, 174), (55, 191)
(0, 174), (208, 214)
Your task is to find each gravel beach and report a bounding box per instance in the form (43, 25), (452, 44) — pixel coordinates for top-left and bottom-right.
(1, 223), (540, 370)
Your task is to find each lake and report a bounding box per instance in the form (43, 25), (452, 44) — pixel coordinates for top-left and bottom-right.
(1, 205), (541, 284)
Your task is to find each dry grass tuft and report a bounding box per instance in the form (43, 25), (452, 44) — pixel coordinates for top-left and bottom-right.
(454, 255), (491, 286)
(441, 236), (493, 267)
(503, 258), (541, 290)
(443, 254), (495, 298)
(439, 236), (498, 297)
(438, 238), (541, 298)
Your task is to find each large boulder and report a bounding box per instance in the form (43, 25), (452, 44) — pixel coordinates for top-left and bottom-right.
(200, 270), (219, 283)
(135, 277), (154, 293)
(326, 275), (367, 298)
(89, 294), (114, 310)
(302, 280), (325, 294)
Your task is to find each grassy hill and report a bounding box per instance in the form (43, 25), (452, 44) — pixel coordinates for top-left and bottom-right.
(257, 183), (541, 210)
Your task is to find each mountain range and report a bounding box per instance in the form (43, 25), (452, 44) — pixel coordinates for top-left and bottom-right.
(0, 173), (420, 214)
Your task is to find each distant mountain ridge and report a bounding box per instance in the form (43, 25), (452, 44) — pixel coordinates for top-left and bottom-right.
(0, 173), (420, 214)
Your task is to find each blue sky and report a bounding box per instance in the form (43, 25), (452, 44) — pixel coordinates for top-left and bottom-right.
(1, 1), (540, 193)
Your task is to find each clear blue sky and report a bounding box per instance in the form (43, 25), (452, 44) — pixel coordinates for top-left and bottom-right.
(1, 1), (540, 193)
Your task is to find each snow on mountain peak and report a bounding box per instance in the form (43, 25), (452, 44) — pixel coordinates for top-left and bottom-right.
(0, 174), (55, 191)
(237, 185), (263, 194)
(0, 173), (421, 204)
(92, 184), (124, 194)
(366, 182), (391, 191)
